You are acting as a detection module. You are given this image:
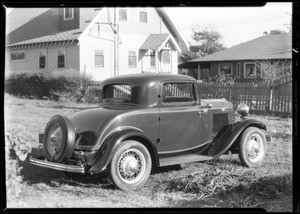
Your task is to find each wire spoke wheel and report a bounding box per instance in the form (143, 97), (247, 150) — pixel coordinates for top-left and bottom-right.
(109, 140), (152, 190)
(118, 149), (146, 184)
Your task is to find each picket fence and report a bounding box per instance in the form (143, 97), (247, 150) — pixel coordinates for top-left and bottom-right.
(198, 76), (292, 117)
(86, 76), (292, 117)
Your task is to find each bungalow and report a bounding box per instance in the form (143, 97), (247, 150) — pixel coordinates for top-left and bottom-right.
(5, 7), (189, 81)
(179, 33), (292, 82)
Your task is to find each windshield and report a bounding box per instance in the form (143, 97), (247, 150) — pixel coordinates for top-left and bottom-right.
(102, 84), (132, 104)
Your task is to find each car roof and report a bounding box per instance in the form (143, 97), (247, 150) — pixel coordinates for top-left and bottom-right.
(101, 73), (196, 87)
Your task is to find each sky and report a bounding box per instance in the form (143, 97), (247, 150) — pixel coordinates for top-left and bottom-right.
(164, 3), (292, 48)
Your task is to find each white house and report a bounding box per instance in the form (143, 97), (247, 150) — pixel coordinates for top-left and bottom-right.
(5, 8), (189, 81)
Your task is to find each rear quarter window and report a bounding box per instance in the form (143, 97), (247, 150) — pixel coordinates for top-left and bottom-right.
(102, 84), (131, 101)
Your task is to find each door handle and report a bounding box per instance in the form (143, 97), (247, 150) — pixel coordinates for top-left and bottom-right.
(197, 110), (204, 115)
(197, 109), (207, 115)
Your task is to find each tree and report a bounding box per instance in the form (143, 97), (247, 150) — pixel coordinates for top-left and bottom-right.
(256, 59), (291, 84)
(179, 27), (226, 63)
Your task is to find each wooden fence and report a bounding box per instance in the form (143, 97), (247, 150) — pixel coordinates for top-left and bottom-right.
(198, 76), (292, 117)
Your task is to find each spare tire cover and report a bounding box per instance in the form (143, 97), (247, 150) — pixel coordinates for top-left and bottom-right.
(43, 115), (76, 163)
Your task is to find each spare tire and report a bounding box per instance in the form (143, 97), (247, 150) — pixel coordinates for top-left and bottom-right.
(43, 115), (76, 163)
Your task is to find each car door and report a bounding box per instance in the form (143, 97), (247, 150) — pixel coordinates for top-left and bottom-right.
(158, 81), (208, 153)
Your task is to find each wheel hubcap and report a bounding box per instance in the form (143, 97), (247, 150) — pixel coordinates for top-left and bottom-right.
(47, 123), (63, 156)
(247, 133), (264, 162)
(118, 149), (146, 184)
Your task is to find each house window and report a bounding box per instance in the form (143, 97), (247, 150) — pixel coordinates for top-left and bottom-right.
(90, 22), (100, 37)
(10, 51), (26, 62)
(219, 63), (232, 75)
(162, 51), (170, 64)
(95, 50), (104, 67)
(38, 49), (46, 69)
(244, 62), (256, 78)
(57, 48), (66, 68)
(128, 51), (137, 68)
(236, 63), (241, 78)
(139, 10), (147, 23)
(150, 51), (155, 68)
(64, 8), (74, 20)
(119, 9), (127, 21)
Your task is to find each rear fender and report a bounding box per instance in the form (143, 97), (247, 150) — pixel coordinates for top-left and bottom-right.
(209, 119), (267, 159)
(88, 127), (158, 174)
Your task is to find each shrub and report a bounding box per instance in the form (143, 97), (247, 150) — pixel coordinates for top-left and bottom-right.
(5, 124), (32, 207)
(201, 72), (236, 84)
(5, 69), (93, 102)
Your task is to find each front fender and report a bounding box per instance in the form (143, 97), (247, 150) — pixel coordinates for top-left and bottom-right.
(88, 128), (158, 174)
(209, 118), (267, 159)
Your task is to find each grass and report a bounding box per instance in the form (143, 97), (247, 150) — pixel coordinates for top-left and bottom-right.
(4, 93), (293, 211)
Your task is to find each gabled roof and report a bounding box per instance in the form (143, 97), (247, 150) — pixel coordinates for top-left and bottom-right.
(6, 8), (100, 46)
(156, 8), (189, 53)
(140, 34), (169, 50)
(189, 33), (292, 62)
(6, 7), (189, 53)
(140, 34), (181, 52)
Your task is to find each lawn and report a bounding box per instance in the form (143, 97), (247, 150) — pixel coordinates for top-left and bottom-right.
(4, 94), (293, 211)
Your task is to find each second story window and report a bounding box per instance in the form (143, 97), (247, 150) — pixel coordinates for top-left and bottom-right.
(119, 9), (127, 21)
(139, 10), (147, 23)
(57, 48), (66, 68)
(128, 51), (137, 68)
(64, 8), (74, 20)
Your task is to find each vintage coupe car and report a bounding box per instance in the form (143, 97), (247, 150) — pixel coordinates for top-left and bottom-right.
(30, 73), (270, 190)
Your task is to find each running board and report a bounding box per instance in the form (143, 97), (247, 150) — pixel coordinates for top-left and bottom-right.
(159, 154), (213, 167)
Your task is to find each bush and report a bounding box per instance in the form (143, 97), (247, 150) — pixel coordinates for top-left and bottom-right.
(202, 72), (236, 84)
(5, 69), (93, 102)
(5, 124), (32, 207)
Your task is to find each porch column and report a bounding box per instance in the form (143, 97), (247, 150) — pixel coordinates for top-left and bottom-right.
(198, 63), (201, 80)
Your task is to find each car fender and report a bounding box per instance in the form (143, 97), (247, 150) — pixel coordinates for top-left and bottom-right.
(209, 118), (267, 159)
(88, 127), (158, 174)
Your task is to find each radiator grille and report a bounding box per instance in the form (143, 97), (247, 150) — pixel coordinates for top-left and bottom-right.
(213, 113), (228, 134)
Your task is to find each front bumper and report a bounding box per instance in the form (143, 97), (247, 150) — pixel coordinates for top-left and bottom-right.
(29, 157), (85, 174)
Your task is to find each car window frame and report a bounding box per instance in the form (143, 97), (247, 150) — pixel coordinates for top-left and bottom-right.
(159, 80), (198, 106)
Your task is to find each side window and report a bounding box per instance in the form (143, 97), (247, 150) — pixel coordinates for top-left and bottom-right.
(38, 49), (46, 69)
(95, 49), (104, 67)
(57, 48), (66, 68)
(162, 82), (196, 103)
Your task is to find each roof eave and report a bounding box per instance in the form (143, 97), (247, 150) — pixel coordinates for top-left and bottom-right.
(156, 8), (190, 53)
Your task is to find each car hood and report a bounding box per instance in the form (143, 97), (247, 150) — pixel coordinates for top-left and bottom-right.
(201, 99), (233, 109)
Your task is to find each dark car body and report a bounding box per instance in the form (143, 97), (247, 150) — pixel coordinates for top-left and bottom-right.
(30, 73), (270, 189)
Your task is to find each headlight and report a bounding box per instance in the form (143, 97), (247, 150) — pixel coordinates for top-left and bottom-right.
(237, 103), (249, 119)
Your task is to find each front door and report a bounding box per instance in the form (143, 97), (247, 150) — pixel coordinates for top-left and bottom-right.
(158, 81), (207, 153)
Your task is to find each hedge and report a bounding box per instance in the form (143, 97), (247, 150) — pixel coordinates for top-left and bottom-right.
(5, 70), (100, 103)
